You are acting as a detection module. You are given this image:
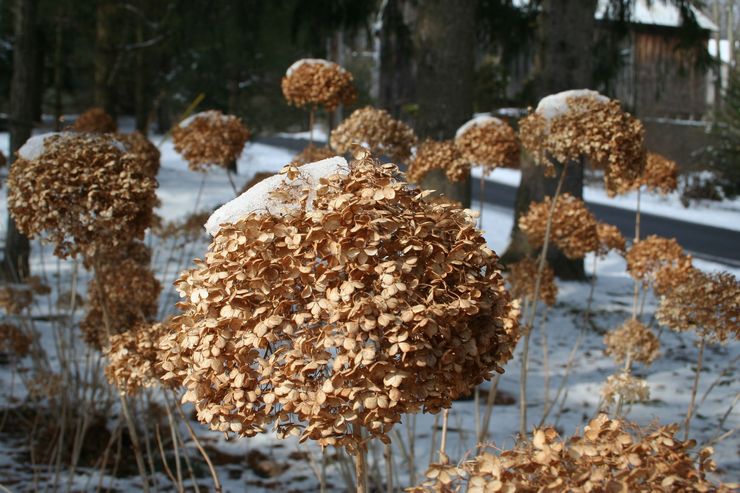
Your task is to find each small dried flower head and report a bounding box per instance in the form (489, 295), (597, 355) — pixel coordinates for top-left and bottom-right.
(172, 110), (251, 172)
(7, 132), (157, 259)
(116, 131), (161, 177)
(330, 106), (417, 163)
(455, 115), (519, 175)
(602, 370), (650, 405)
(518, 193), (599, 259)
(625, 235), (689, 286)
(0, 285), (34, 315)
(281, 58), (357, 112)
(653, 256), (697, 297)
(70, 107), (117, 133)
(604, 319), (660, 366)
(290, 144), (336, 167)
(407, 139), (471, 183)
(0, 323), (33, 357)
(25, 371), (64, 402)
(596, 222), (626, 256)
(642, 152), (679, 194)
(81, 253), (161, 350)
(506, 257), (558, 307)
(105, 320), (172, 395)
(410, 414), (729, 492)
(519, 90), (645, 190)
(657, 270), (740, 344)
(24, 275), (51, 296)
(158, 155), (520, 450)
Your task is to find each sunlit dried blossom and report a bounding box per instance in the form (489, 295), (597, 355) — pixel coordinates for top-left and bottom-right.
(610, 151), (679, 196)
(602, 370), (650, 405)
(81, 258), (161, 350)
(158, 156), (520, 450)
(116, 131), (161, 177)
(330, 106), (417, 163)
(70, 107), (117, 133)
(7, 133), (157, 259)
(625, 235), (689, 287)
(0, 323), (33, 357)
(0, 285), (33, 315)
(653, 257), (697, 297)
(519, 91), (645, 190)
(657, 270), (739, 344)
(506, 257), (558, 307)
(518, 193), (599, 259)
(281, 59), (357, 112)
(455, 116), (519, 175)
(290, 144), (336, 167)
(596, 222), (626, 256)
(604, 319), (660, 366)
(409, 414), (730, 492)
(172, 110), (251, 172)
(407, 140), (471, 184)
(105, 320), (172, 395)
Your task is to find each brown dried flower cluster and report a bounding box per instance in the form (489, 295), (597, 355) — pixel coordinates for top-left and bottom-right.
(0, 323), (33, 357)
(519, 92), (645, 193)
(70, 107), (117, 133)
(657, 270), (740, 344)
(116, 131), (161, 177)
(506, 257), (558, 307)
(172, 110), (251, 171)
(281, 59), (357, 112)
(289, 144), (336, 167)
(596, 222), (626, 256)
(602, 370), (650, 405)
(7, 133), (158, 259)
(81, 257), (161, 349)
(625, 235), (689, 287)
(104, 321), (171, 395)
(519, 193), (599, 259)
(642, 152), (679, 194)
(604, 319), (660, 366)
(410, 414), (729, 493)
(455, 117), (519, 175)
(25, 371), (64, 402)
(330, 106), (417, 162)
(158, 157), (520, 450)
(407, 140), (471, 184)
(0, 285), (33, 315)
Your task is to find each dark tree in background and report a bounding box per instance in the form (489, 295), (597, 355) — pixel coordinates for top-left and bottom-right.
(378, 0), (415, 120)
(414, 0), (475, 207)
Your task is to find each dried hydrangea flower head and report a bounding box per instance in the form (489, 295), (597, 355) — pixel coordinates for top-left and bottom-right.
(611, 151), (678, 196)
(602, 370), (650, 405)
(172, 110), (251, 172)
(0, 323), (33, 358)
(518, 193), (599, 259)
(625, 235), (689, 287)
(159, 155), (520, 450)
(519, 90), (645, 189)
(454, 115), (519, 175)
(330, 106), (417, 163)
(289, 143), (336, 167)
(7, 132), (157, 259)
(407, 139), (471, 184)
(657, 269), (740, 344)
(0, 285), (34, 315)
(281, 58), (357, 112)
(105, 320), (172, 395)
(70, 107), (117, 133)
(604, 319), (660, 366)
(507, 257), (558, 307)
(410, 414), (729, 493)
(81, 251), (161, 350)
(596, 222), (626, 256)
(116, 131), (161, 177)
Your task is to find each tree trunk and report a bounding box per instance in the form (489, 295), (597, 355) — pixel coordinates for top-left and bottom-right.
(3, 0), (38, 281)
(379, 0), (416, 121)
(94, 1), (117, 116)
(414, 0), (474, 207)
(134, 21), (149, 133)
(503, 0), (597, 279)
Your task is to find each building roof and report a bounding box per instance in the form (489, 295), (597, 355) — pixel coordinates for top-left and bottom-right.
(595, 0), (717, 31)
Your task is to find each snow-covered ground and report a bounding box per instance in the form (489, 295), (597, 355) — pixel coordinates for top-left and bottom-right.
(0, 133), (738, 490)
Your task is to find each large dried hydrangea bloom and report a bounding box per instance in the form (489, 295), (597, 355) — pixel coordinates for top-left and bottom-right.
(330, 106), (417, 163)
(407, 139), (471, 184)
(105, 321), (171, 395)
(116, 131), (161, 177)
(81, 256), (161, 349)
(70, 107), (117, 133)
(507, 257), (558, 307)
(657, 270), (739, 344)
(7, 132), (157, 259)
(0, 285), (33, 315)
(289, 144), (336, 167)
(281, 59), (357, 112)
(604, 319), (660, 366)
(625, 235), (689, 286)
(172, 110), (251, 172)
(0, 323), (33, 357)
(519, 90), (645, 190)
(610, 151), (679, 196)
(596, 222), (626, 256)
(455, 115), (519, 175)
(158, 155), (520, 450)
(518, 193), (599, 259)
(602, 370), (650, 405)
(410, 414), (729, 493)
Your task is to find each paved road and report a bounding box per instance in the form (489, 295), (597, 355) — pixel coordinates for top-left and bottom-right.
(257, 136), (740, 267)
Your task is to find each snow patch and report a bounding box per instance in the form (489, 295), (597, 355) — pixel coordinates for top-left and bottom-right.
(285, 58), (344, 77)
(205, 156), (348, 236)
(18, 133), (62, 160)
(535, 89), (609, 120)
(455, 114), (504, 140)
(178, 110), (230, 128)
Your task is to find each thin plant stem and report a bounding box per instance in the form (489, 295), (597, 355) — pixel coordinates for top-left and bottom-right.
(538, 326), (585, 427)
(439, 409), (450, 461)
(226, 169), (239, 196)
(684, 336), (706, 441)
(174, 398), (222, 492)
(479, 173), (485, 225)
(309, 107), (316, 146)
(584, 254), (599, 323)
(631, 187), (642, 320)
(478, 375), (500, 446)
(353, 426), (368, 493)
(429, 414), (439, 467)
(119, 395), (150, 493)
(384, 443), (393, 493)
